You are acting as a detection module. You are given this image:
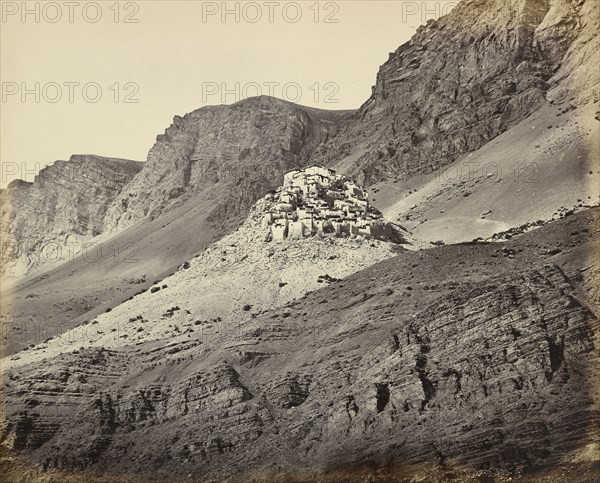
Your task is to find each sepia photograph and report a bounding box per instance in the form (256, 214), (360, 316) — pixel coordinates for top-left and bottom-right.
(1, 0), (599, 481)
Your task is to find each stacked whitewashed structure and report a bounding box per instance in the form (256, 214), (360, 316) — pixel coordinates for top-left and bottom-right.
(263, 166), (398, 241)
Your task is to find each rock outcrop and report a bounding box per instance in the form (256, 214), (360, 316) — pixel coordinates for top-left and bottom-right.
(330, 0), (600, 185)
(1, 155), (142, 277)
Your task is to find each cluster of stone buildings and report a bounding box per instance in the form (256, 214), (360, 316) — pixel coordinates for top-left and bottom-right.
(263, 166), (392, 241)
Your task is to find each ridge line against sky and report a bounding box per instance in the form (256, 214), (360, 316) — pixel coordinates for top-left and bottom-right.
(0, 0), (458, 187)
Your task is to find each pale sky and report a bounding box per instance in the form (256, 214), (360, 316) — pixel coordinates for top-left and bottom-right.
(0, 0), (458, 187)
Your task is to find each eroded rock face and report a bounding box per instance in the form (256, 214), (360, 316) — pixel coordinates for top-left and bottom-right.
(102, 97), (350, 234)
(536, 0), (600, 103)
(3, 209), (598, 481)
(1, 155), (142, 277)
(327, 0), (600, 186)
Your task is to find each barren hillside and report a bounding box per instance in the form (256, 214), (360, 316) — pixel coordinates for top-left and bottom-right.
(2, 208), (598, 482)
(1, 1), (599, 479)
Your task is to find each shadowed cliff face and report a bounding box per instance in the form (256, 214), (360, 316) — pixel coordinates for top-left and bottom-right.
(2, 208), (598, 482)
(1, 155), (143, 277)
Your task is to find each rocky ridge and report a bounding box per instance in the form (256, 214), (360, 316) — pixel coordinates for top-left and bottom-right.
(101, 98), (351, 234)
(331, 0), (600, 185)
(1, 155), (143, 278)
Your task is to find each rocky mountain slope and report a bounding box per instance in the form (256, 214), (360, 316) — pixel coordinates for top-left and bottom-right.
(2, 208), (598, 482)
(3, 0), (598, 283)
(373, 101), (600, 243)
(1, 155), (143, 277)
(102, 98), (352, 234)
(1, 185), (222, 356)
(331, 0), (600, 185)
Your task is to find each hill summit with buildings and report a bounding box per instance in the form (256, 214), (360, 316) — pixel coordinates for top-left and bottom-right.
(263, 166), (403, 243)
(4, 169), (414, 368)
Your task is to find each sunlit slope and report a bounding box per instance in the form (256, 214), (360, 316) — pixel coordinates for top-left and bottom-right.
(376, 102), (599, 243)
